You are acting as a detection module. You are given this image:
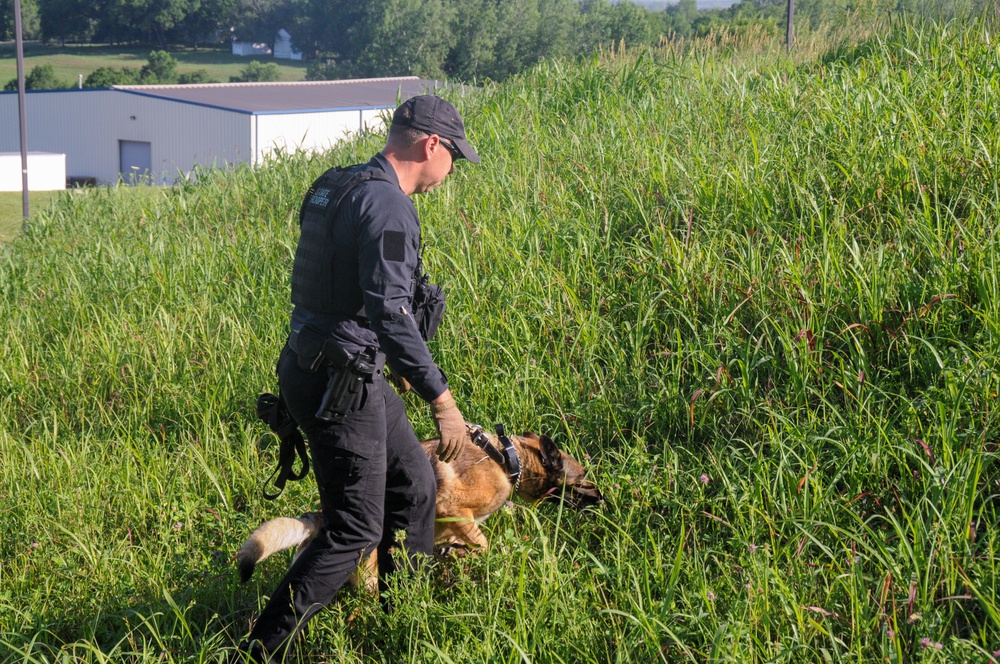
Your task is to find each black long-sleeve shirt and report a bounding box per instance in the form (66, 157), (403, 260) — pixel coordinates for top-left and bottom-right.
(290, 153), (449, 402)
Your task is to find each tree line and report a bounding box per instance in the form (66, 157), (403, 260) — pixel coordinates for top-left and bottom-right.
(2, 51), (282, 90)
(1, 0), (992, 86)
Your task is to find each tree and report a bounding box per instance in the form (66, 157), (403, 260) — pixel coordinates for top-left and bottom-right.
(38, 0), (99, 42)
(138, 0), (201, 48)
(230, 60), (280, 82)
(662, 0), (699, 37)
(4, 64), (66, 90)
(532, 0), (578, 63)
(609, 1), (655, 47)
(229, 0), (304, 45)
(140, 50), (179, 83)
(176, 0), (238, 46)
(490, 0), (542, 79)
(445, 0), (500, 80)
(178, 68), (215, 83)
(0, 0), (41, 40)
(83, 65), (142, 86)
(294, 0), (367, 62)
(349, 0), (455, 78)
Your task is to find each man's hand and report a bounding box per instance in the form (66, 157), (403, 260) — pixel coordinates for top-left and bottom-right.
(430, 397), (466, 463)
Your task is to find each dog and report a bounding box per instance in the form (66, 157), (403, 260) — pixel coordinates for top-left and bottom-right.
(236, 425), (602, 587)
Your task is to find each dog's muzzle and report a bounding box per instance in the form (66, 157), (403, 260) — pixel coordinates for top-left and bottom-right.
(569, 482), (604, 508)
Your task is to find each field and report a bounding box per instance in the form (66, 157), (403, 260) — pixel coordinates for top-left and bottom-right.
(0, 190), (64, 242)
(2, 15), (1000, 664)
(0, 43), (308, 86)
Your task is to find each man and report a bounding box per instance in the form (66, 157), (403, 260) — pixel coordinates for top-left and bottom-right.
(234, 95), (479, 663)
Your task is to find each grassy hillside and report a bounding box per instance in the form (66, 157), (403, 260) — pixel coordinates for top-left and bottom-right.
(2, 16), (999, 663)
(0, 43), (308, 86)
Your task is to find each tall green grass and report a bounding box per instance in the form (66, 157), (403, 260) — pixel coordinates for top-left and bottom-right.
(2, 15), (999, 663)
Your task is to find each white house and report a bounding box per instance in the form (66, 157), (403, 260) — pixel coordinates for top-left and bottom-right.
(231, 41), (271, 56)
(232, 28), (300, 59)
(0, 77), (448, 186)
(273, 29), (303, 60)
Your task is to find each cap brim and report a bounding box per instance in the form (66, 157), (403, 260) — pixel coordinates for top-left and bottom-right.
(453, 137), (480, 164)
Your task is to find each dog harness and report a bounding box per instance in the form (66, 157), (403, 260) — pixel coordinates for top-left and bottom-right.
(466, 423), (522, 493)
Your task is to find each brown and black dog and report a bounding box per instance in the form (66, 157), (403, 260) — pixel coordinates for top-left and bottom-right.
(236, 426), (601, 587)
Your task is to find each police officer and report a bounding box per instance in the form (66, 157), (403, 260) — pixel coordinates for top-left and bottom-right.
(234, 95), (479, 663)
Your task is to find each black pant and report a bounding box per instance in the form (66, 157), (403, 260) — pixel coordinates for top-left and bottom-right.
(243, 345), (436, 661)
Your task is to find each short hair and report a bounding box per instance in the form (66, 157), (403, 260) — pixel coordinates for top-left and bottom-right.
(386, 100), (428, 148)
(386, 123), (427, 149)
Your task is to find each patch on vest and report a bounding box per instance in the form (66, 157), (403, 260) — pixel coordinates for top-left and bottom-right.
(382, 231), (406, 262)
(309, 187), (332, 208)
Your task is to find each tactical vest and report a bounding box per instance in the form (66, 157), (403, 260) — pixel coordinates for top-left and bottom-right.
(290, 166), (393, 316)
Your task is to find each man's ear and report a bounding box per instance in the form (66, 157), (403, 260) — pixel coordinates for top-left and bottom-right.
(421, 134), (438, 161)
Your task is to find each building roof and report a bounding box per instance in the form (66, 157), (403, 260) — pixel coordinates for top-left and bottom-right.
(113, 77), (443, 115)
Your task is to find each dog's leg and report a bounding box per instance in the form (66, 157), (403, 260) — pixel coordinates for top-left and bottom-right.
(435, 512), (489, 556)
(348, 550), (380, 593)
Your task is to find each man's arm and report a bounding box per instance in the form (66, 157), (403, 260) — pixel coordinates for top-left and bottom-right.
(354, 184), (449, 402)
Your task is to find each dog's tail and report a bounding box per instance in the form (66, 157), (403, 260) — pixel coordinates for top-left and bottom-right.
(236, 513), (323, 583)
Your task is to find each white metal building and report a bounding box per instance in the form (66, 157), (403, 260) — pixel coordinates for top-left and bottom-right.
(0, 77), (441, 186)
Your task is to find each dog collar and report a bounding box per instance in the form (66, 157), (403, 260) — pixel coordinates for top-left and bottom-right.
(466, 423), (522, 492)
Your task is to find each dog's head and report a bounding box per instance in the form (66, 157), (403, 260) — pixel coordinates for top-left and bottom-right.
(514, 432), (603, 508)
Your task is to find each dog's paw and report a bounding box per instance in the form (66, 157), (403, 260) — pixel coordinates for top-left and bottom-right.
(437, 543), (474, 558)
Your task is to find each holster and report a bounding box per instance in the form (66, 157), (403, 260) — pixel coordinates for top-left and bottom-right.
(290, 325), (352, 372)
(316, 347), (386, 423)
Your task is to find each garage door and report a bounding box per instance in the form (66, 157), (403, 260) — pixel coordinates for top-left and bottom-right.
(119, 140), (152, 185)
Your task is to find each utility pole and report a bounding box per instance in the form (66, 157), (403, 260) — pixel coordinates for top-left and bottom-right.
(14, 0), (29, 220)
(786, 0), (795, 53)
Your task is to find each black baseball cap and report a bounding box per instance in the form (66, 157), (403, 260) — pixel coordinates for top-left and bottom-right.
(392, 95), (480, 164)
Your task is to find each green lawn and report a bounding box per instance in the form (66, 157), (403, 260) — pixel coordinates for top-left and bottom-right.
(0, 189), (62, 242)
(0, 43), (308, 86)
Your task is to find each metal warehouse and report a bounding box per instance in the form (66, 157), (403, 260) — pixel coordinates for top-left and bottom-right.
(0, 77), (442, 187)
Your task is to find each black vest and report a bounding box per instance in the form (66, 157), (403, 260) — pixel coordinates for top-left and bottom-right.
(290, 166), (393, 316)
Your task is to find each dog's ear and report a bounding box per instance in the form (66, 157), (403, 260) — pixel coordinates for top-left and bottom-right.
(537, 434), (562, 469)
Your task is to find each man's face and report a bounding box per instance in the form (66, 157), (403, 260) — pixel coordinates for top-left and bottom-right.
(414, 134), (455, 194)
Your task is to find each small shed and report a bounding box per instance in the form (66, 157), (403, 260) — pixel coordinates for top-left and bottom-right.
(0, 152), (65, 191)
(0, 77), (448, 186)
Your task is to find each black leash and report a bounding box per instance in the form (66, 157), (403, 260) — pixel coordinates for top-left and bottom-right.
(256, 392), (310, 500)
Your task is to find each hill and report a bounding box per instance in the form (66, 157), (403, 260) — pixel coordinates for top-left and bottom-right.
(1, 16), (998, 662)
